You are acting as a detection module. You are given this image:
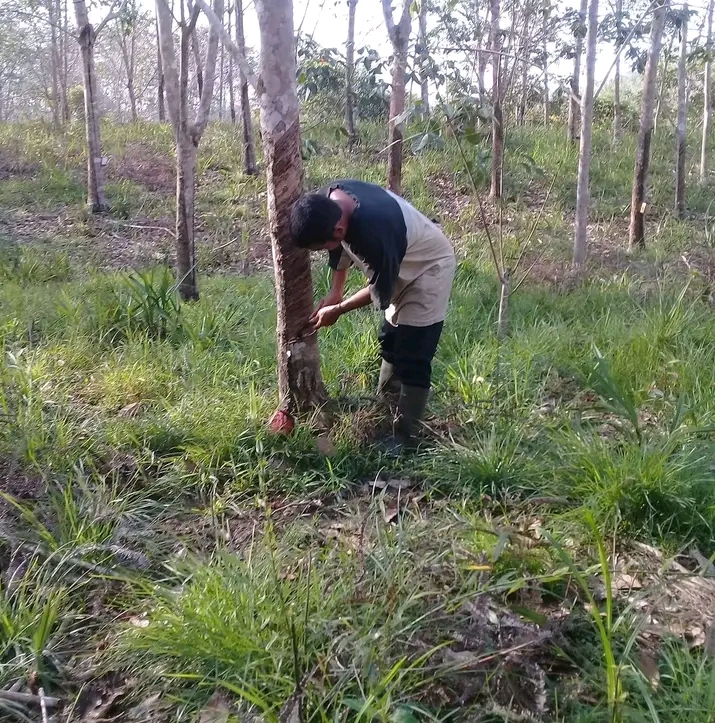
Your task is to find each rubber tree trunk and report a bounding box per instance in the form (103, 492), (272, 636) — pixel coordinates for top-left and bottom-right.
(156, 14), (166, 121)
(255, 0), (327, 414)
(73, 0), (110, 213)
(418, 0), (430, 114)
(613, 0), (623, 143)
(573, 0), (598, 266)
(568, 0), (588, 143)
(542, 0), (549, 124)
(49, 0), (61, 126)
(227, 4), (236, 123)
(236, 0), (258, 175)
(60, 0), (70, 122)
(156, 0), (221, 301)
(490, 0), (503, 199)
(629, 0), (669, 250)
(674, 4), (688, 218)
(382, 0), (412, 195)
(700, 0), (714, 181)
(345, 0), (358, 143)
(119, 27), (138, 121)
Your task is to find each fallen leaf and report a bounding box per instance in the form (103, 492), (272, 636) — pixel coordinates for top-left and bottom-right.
(198, 690), (231, 723)
(316, 434), (335, 456)
(705, 624), (715, 657)
(383, 504), (399, 524)
(638, 649), (660, 689)
(118, 401), (141, 418)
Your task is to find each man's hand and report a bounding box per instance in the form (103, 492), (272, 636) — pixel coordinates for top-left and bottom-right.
(310, 304), (343, 330)
(315, 290), (343, 312)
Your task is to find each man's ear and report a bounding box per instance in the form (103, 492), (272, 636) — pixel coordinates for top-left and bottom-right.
(333, 218), (348, 241)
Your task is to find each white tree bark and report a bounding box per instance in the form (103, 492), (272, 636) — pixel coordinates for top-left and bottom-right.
(382, 0), (412, 194)
(156, 0), (221, 301)
(629, 0), (669, 249)
(568, 0), (588, 143)
(73, 0), (110, 212)
(573, 0), (599, 266)
(674, 3), (688, 217)
(254, 0), (326, 414)
(701, 0), (714, 181)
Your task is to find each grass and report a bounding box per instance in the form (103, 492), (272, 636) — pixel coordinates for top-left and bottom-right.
(0, 112), (714, 721)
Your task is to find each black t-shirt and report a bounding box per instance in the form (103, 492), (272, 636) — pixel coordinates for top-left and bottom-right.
(321, 179), (408, 310)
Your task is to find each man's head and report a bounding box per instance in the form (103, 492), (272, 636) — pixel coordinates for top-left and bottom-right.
(290, 194), (348, 251)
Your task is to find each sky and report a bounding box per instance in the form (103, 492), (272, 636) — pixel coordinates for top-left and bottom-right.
(128, 0), (632, 90)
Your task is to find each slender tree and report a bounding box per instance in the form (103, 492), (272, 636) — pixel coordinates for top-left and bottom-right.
(490, 0), (503, 199)
(613, 0), (623, 143)
(382, 0), (412, 194)
(629, 0), (669, 249)
(418, 0), (430, 114)
(700, 0), (714, 181)
(345, 0), (358, 143)
(542, 0), (550, 124)
(73, 0), (115, 212)
(156, 12), (166, 121)
(568, 0), (588, 143)
(674, 3), (688, 217)
(156, 0), (221, 300)
(236, 0), (257, 174)
(226, 3), (235, 123)
(254, 0), (326, 414)
(573, 0), (599, 266)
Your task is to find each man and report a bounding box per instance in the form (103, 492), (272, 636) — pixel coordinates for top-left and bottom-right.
(290, 179), (456, 449)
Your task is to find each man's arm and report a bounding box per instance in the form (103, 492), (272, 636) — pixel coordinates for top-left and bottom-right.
(310, 283), (373, 330)
(317, 267), (349, 310)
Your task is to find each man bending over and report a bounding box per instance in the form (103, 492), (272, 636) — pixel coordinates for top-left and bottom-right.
(290, 179), (456, 450)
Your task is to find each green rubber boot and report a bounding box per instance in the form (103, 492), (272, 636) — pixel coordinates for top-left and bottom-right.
(376, 360), (401, 404)
(382, 384), (430, 455)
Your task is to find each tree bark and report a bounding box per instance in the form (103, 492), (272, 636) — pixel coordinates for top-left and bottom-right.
(382, 0), (412, 194)
(629, 0), (669, 250)
(573, 0), (598, 266)
(490, 0), (503, 199)
(418, 0), (430, 114)
(236, 0), (258, 174)
(613, 0), (623, 143)
(345, 0), (358, 143)
(701, 0), (714, 181)
(254, 0), (326, 414)
(674, 3), (688, 218)
(73, 0), (109, 213)
(568, 0), (588, 143)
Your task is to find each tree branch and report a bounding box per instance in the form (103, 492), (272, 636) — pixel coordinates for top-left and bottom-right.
(95, 0), (128, 36)
(193, 0), (222, 139)
(194, 0), (256, 88)
(155, 0), (181, 128)
(381, 0), (397, 40)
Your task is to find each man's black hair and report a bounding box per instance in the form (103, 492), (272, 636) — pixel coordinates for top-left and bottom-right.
(290, 194), (342, 248)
